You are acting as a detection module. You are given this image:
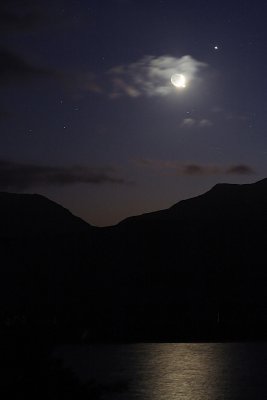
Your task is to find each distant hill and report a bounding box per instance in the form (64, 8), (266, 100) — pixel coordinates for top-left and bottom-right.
(103, 178), (267, 340)
(119, 178), (267, 224)
(0, 192), (92, 238)
(1, 179), (267, 342)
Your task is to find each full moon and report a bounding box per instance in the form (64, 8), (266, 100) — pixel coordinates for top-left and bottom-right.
(171, 74), (186, 88)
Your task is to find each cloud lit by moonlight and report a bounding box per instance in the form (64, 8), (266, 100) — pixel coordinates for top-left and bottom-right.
(108, 55), (207, 98)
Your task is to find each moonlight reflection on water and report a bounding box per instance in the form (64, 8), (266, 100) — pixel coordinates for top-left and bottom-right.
(56, 343), (267, 400)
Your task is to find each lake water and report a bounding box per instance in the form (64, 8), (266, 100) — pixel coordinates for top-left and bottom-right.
(56, 343), (267, 399)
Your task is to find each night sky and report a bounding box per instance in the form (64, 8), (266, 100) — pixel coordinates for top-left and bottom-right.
(1, 0), (267, 226)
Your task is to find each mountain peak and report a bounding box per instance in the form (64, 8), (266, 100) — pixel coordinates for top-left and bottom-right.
(119, 178), (267, 225)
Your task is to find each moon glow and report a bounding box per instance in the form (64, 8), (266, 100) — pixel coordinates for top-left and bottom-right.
(171, 74), (186, 88)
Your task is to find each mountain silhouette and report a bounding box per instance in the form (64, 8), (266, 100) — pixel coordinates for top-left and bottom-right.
(0, 192), (92, 238)
(119, 178), (267, 224)
(1, 179), (267, 342)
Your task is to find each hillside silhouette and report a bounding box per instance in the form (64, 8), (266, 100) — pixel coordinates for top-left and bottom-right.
(1, 179), (267, 342)
(119, 178), (267, 223)
(0, 192), (92, 238)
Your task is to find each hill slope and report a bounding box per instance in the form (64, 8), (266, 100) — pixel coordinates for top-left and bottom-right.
(1, 179), (267, 341)
(0, 192), (92, 237)
(119, 178), (267, 224)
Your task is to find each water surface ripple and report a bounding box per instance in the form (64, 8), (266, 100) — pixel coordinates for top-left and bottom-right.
(57, 343), (267, 399)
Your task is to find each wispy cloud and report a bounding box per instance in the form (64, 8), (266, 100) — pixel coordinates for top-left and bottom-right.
(137, 158), (255, 176)
(0, 47), (58, 84)
(226, 165), (254, 175)
(199, 119), (213, 127)
(0, 2), (86, 88)
(180, 118), (213, 128)
(180, 118), (196, 128)
(0, 160), (130, 190)
(109, 78), (140, 99)
(108, 55), (207, 98)
(64, 71), (103, 96)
